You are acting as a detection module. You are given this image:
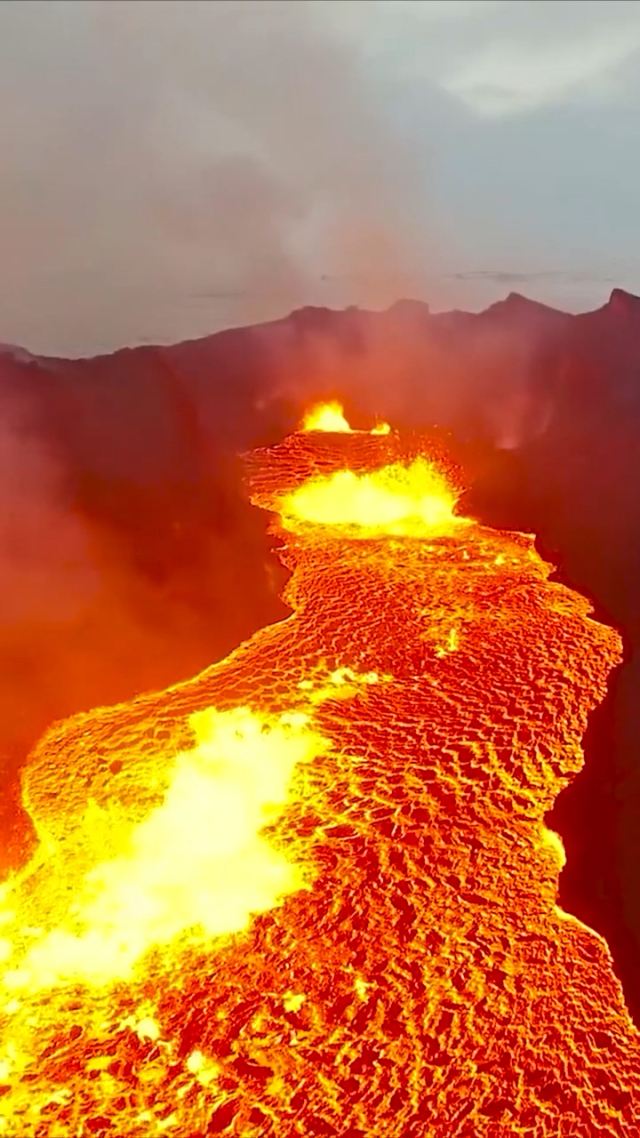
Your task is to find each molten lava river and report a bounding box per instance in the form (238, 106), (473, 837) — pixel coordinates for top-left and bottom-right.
(1, 406), (639, 1137)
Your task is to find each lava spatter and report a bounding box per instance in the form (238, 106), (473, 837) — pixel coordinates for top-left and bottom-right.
(0, 409), (639, 1136)
(301, 399), (390, 435)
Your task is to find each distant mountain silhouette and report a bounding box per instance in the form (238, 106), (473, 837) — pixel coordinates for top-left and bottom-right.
(2, 288), (640, 1023)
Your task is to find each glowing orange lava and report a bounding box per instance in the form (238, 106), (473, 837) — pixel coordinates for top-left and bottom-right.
(301, 400), (390, 435)
(278, 458), (462, 534)
(0, 410), (639, 1136)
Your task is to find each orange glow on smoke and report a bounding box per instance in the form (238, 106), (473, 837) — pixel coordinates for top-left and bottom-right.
(0, 414), (639, 1135)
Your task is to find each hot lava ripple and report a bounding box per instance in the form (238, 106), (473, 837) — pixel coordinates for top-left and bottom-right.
(0, 409), (638, 1136)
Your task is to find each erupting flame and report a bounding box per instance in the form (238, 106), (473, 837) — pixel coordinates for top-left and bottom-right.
(302, 400), (352, 432)
(0, 407), (639, 1136)
(301, 400), (390, 435)
(279, 458), (462, 533)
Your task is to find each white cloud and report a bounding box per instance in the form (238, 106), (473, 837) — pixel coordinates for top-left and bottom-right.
(443, 25), (640, 117)
(322, 0), (640, 117)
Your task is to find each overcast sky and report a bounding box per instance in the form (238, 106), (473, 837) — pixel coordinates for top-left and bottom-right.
(1, 0), (639, 356)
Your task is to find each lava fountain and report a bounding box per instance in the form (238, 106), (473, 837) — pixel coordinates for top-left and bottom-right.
(0, 406), (638, 1136)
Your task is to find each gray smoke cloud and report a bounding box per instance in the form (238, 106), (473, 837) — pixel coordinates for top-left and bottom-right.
(2, 0), (640, 353)
(0, 0), (438, 356)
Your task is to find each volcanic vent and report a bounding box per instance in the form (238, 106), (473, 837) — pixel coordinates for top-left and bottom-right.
(0, 408), (639, 1136)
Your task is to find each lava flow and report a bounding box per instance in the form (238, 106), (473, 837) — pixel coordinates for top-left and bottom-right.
(0, 405), (639, 1136)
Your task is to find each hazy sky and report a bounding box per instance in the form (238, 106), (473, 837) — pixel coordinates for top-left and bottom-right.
(1, 0), (639, 355)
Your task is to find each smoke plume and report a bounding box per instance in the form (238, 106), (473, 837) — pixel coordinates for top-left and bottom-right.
(0, 0), (436, 356)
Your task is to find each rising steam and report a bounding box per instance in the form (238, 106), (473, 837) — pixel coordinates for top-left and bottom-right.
(0, 0), (436, 355)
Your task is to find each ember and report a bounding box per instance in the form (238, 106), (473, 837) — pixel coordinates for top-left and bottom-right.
(0, 406), (638, 1136)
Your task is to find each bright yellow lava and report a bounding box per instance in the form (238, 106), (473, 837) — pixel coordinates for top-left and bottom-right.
(0, 707), (324, 990)
(279, 458), (463, 534)
(302, 401), (352, 433)
(301, 401), (390, 435)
